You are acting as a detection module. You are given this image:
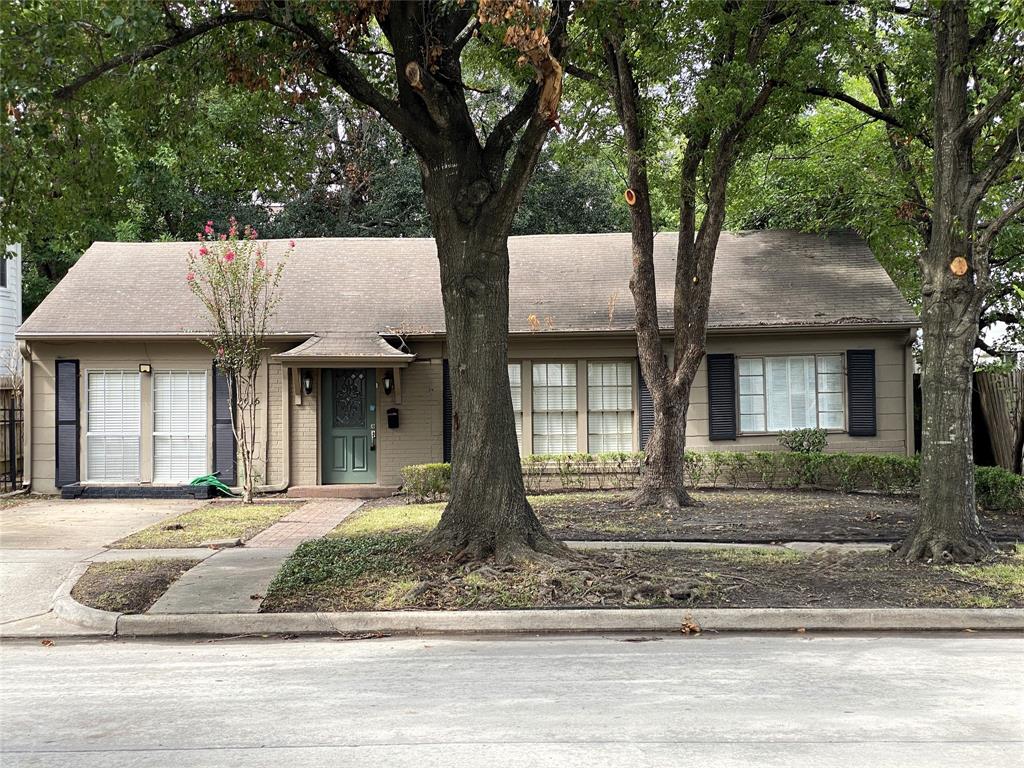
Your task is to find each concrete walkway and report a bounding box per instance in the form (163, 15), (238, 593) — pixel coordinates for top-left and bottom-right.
(0, 498), (200, 638)
(149, 499), (363, 615)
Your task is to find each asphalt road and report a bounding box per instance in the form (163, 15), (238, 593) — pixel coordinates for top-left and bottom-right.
(1, 633), (1022, 767)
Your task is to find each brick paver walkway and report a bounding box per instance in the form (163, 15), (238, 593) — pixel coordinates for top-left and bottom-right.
(246, 499), (363, 549)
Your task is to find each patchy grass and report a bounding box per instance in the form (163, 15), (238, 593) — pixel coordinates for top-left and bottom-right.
(332, 503), (443, 537)
(112, 503), (296, 549)
(262, 529), (1024, 613)
(71, 559), (199, 613)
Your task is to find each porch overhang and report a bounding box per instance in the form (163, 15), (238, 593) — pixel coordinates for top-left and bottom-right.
(272, 333), (415, 367)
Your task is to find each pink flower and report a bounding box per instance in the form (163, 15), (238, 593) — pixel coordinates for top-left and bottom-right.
(289, 240), (296, 248)
(224, 250), (235, 262)
(256, 258), (265, 269)
(204, 222), (214, 236)
(198, 246), (208, 256)
(249, 229), (258, 240)
(186, 272), (195, 282)
(228, 216), (238, 238)
(219, 233), (227, 241)
(217, 347), (224, 357)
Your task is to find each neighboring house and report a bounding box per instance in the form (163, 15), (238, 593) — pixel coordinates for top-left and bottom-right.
(15, 230), (919, 496)
(1, 244), (23, 392)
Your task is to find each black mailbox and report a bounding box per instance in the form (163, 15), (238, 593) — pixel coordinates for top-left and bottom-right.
(386, 408), (399, 429)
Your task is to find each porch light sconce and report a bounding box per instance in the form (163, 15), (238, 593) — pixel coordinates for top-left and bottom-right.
(301, 369), (314, 396)
(382, 369), (395, 396)
(138, 363), (152, 374)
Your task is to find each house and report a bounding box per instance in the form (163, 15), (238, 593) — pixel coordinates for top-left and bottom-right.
(15, 230), (919, 496)
(1, 244), (23, 391)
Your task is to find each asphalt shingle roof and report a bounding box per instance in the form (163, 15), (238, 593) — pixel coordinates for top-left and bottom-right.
(17, 230), (918, 340)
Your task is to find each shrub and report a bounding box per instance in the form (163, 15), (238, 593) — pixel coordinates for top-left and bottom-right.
(778, 428), (827, 454)
(400, 463), (451, 502)
(683, 451), (706, 488)
(976, 466), (1024, 514)
(750, 452), (780, 489)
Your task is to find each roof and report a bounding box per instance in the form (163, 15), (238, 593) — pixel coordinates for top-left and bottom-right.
(17, 230), (918, 341)
(271, 333), (415, 365)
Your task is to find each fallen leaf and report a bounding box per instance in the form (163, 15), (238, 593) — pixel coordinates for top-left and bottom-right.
(40, 639), (54, 647)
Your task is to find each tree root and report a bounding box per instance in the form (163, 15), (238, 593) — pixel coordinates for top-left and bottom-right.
(629, 484), (699, 511)
(894, 525), (995, 564)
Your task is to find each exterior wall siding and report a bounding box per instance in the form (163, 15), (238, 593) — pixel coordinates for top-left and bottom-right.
(25, 329), (913, 493)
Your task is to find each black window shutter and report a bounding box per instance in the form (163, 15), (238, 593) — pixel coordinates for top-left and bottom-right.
(442, 359), (452, 462)
(706, 353), (737, 441)
(846, 349), (877, 436)
(54, 359), (80, 487)
(212, 362), (237, 484)
(638, 362), (654, 450)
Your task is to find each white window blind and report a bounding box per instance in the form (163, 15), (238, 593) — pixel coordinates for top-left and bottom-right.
(587, 361), (634, 452)
(508, 363), (523, 454)
(738, 354), (846, 433)
(532, 362), (577, 454)
(86, 371), (141, 481)
(154, 371), (208, 482)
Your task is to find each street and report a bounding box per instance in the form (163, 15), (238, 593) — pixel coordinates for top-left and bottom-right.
(1, 633), (1021, 767)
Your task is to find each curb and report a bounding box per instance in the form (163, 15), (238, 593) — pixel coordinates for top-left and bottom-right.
(115, 607), (1024, 637)
(51, 562), (122, 634)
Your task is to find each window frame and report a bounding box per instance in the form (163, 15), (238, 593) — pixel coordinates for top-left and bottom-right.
(152, 369), (210, 483)
(735, 352), (847, 435)
(508, 361), (523, 455)
(84, 369), (142, 482)
(530, 360), (579, 455)
(586, 359), (636, 453)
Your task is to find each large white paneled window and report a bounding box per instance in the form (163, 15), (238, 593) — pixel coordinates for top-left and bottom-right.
(508, 363), (523, 454)
(738, 354), (845, 432)
(587, 361), (634, 452)
(532, 362), (577, 454)
(86, 370), (141, 481)
(154, 371), (208, 482)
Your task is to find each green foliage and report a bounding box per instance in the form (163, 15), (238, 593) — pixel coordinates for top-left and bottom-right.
(270, 534), (419, 593)
(401, 452), (1018, 512)
(400, 463), (451, 503)
(778, 428), (828, 454)
(975, 466), (1024, 514)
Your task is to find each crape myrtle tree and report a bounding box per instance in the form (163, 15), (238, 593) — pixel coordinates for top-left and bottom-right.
(24, 0), (577, 561)
(807, 1), (1023, 562)
(581, 0), (842, 509)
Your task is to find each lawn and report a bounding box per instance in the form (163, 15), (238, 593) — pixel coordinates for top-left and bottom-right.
(340, 489), (1024, 544)
(72, 558), (199, 613)
(112, 502), (297, 549)
(264, 508), (1024, 612)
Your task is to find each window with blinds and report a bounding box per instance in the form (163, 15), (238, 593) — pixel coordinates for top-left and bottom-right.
(532, 362), (577, 454)
(86, 370), (141, 481)
(738, 354), (845, 433)
(508, 363), (523, 454)
(587, 361), (634, 452)
(154, 371), (208, 482)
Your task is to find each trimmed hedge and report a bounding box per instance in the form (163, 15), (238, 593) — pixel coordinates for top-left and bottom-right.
(400, 452), (1024, 514)
(399, 462), (451, 502)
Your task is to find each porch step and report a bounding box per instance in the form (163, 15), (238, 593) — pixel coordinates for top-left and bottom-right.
(286, 485), (401, 500)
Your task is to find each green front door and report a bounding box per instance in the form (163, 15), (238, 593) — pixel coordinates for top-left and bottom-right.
(321, 368), (377, 484)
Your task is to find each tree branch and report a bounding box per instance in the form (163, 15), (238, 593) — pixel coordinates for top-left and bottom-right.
(961, 77), (1024, 140)
(53, 10), (263, 100)
(978, 196), (1024, 253)
(805, 86), (909, 133)
(970, 120), (1023, 206)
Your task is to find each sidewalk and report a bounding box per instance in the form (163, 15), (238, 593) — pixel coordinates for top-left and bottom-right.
(147, 498), (363, 614)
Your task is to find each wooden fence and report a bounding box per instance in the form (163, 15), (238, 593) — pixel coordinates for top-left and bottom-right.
(976, 370), (1024, 474)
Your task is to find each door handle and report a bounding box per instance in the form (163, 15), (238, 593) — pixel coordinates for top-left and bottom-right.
(370, 425), (376, 451)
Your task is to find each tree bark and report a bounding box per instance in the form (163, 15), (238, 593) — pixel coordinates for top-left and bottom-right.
(424, 218), (565, 562)
(896, 2), (998, 562)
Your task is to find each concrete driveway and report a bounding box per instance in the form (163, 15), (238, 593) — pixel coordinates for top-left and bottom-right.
(0, 497), (199, 635)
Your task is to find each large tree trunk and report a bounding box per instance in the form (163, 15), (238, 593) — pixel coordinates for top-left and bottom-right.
(897, 273), (992, 562)
(633, 388), (692, 508)
(421, 166), (566, 562)
(896, 3), (996, 563)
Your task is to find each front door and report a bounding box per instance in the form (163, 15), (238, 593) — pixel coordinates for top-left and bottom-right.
(321, 369), (377, 484)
